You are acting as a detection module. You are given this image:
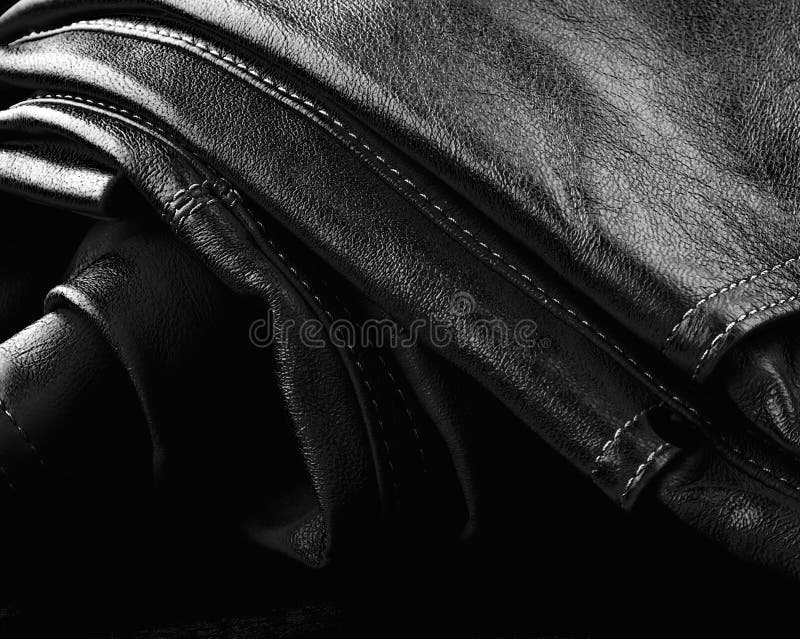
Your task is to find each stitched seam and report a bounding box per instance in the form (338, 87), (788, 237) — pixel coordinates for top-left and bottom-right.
(0, 397), (44, 466)
(620, 442), (671, 503)
(591, 402), (663, 475)
(691, 294), (800, 380)
(663, 255), (800, 349)
(230, 195), (416, 491)
(375, 354), (427, 472)
(165, 193), (219, 229)
(7, 18), (710, 431)
(725, 443), (800, 496)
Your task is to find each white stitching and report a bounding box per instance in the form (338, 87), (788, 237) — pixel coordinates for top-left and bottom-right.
(663, 255), (800, 349)
(691, 294), (800, 380)
(592, 402), (662, 474)
(16, 92), (170, 139)
(188, 186), (404, 497)
(620, 442), (671, 502)
(256, 229), (402, 497)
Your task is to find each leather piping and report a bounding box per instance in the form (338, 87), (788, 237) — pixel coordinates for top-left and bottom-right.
(592, 402), (663, 474)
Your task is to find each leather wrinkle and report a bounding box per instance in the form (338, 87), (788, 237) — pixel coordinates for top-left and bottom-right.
(13, 92), (434, 510)
(6, 17), (712, 467)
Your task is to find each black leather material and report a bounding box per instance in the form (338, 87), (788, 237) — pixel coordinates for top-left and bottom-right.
(1, 0), (800, 595)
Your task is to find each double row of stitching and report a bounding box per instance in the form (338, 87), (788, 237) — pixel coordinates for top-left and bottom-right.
(376, 354), (427, 472)
(592, 402), (663, 475)
(663, 254), (800, 350)
(162, 178), (244, 229)
(192, 173), (427, 498)
(170, 181), (406, 501)
(620, 442), (671, 503)
(691, 294), (800, 380)
(8, 19), (710, 442)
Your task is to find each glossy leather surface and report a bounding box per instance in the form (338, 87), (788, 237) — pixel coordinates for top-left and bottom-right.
(0, 0), (798, 593)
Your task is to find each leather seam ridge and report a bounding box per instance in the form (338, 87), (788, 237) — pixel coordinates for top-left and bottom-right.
(239, 196), (430, 485)
(0, 463), (14, 494)
(620, 442), (672, 505)
(13, 94), (428, 484)
(241, 203), (409, 503)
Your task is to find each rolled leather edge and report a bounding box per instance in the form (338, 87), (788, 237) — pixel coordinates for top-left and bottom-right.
(0, 142), (121, 217)
(0, 306), (138, 499)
